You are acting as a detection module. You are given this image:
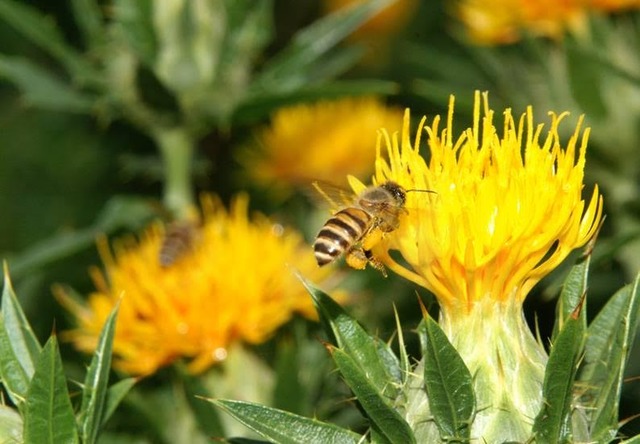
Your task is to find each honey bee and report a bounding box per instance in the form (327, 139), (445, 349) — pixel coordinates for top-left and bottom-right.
(313, 181), (432, 276)
(158, 220), (200, 267)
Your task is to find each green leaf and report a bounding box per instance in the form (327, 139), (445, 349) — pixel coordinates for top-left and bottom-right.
(552, 256), (590, 341)
(566, 42), (607, 118)
(102, 378), (137, 425)
(421, 316), (474, 441)
(227, 439), (272, 444)
(195, 0), (273, 123)
(331, 347), (415, 444)
(301, 277), (401, 397)
(210, 399), (362, 444)
(0, 405), (22, 443)
(23, 336), (79, 444)
(70, 0), (104, 50)
(251, 0), (393, 94)
(0, 264), (41, 407)
(79, 303), (120, 444)
(532, 313), (585, 443)
(577, 273), (640, 442)
(273, 339), (305, 414)
(620, 436), (640, 444)
(0, 55), (95, 113)
(0, 0), (91, 78)
(9, 196), (156, 279)
(178, 366), (226, 439)
(112, 0), (157, 66)
(394, 307), (410, 383)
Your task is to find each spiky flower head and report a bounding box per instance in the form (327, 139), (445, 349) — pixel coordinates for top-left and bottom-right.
(57, 195), (339, 376)
(349, 91), (602, 441)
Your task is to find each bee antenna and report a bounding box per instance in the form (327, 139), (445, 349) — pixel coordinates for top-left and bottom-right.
(406, 188), (437, 194)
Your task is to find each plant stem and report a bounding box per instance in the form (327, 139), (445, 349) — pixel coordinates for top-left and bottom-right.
(153, 126), (196, 219)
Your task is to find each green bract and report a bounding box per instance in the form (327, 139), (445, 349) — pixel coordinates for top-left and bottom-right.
(0, 264), (134, 444)
(209, 256), (640, 443)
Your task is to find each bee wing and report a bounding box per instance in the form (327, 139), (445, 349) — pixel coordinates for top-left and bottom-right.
(306, 180), (357, 212)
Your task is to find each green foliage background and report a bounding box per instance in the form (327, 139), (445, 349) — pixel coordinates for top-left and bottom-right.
(1, 0), (639, 442)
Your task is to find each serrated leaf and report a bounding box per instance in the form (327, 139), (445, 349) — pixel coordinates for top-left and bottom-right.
(421, 316), (474, 441)
(252, 0), (393, 94)
(577, 273), (640, 442)
(301, 278), (401, 397)
(0, 55), (95, 112)
(331, 347), (415, 444)
(375, 339), (402, 387)
(552, 256), (590, 341)
(0, 0), (90, 78)
(23, 336), (79, 444)
(210, 399), (362, 444)
(0, 317), (31, 409)
(0, 405), (22, 443)
(532, 315), (584, 443)
(79, 303), (119, 444)
(0, 264), (41, 407)
(102, 377), (137, 425)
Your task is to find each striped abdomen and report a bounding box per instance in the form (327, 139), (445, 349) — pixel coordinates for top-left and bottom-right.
(314, 208), (373, 266)
(159, 221), (197, 267)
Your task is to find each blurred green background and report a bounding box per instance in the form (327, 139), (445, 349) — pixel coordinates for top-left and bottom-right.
(1, 0), (639, 441)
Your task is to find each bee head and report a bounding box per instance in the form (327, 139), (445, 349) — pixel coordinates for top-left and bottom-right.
(381, 181), (407, 205)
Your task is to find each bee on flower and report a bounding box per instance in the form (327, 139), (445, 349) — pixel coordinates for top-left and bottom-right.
(313, 179), (435, 276)
(56, 194), (344, 376)
(345, 91), (602, 442)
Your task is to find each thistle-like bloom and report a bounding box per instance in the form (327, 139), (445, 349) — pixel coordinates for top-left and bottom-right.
(57, 195), (338, 376)
(456, 0), (640, 44)
(351, 91), (602, 441)
(241, 97), (403, 197)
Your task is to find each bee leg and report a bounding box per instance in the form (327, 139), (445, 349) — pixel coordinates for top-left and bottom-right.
(364, 249), (388, 278)
(345, 247), (368, 271)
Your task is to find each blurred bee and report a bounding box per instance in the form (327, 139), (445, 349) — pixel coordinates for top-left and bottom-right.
(313, 181), (433, 276)
(158, 219), (200, 268)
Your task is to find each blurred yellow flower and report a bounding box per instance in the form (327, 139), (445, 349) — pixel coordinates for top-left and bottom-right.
(57, 195), (338, 376)
(363, 91), (602, 315)
(456, 0), (586, 43)
(456, 0), (639, 44)
(241, 97), (403, 197)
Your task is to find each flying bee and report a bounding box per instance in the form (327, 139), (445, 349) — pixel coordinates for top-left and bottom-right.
(158, 219), (201, 268)
(313, 181), (434, 276)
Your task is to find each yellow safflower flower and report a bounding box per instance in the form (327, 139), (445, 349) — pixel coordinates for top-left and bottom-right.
(57, 194), (338, 376)
(456, 0), (640, 44)
(241, 97), (403, 197)
(456, 0), (587, 43)
(358, 92), (602, 312)
(350, 91), (602, 441)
